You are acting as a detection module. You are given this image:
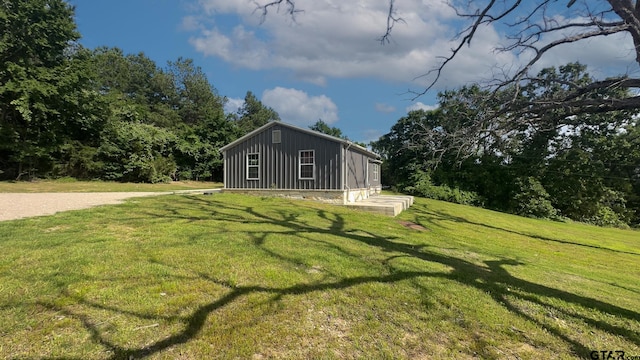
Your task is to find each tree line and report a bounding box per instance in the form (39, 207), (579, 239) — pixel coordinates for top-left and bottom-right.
(3, 0), (639, 227)
(0, 0), (279, 183)
(373, 63), (640, 228)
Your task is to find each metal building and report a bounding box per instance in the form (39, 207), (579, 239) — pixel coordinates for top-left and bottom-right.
(220, 121), (382, 204)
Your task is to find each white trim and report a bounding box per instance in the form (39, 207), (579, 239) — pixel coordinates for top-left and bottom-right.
(298, 149), (315, 180)
(246, 152), (259, 180)
(366, 161), (369, 187)
(223, 151), (227, 188)
(373, 163), (379, 182)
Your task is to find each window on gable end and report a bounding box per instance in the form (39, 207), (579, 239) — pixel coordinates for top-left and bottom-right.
(272, 130), (281, 143)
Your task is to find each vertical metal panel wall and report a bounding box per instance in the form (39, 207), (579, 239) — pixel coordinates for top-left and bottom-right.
(224, 124), (342, 190)
(368, 162), (382, 188)
(345, 148), (369, 189)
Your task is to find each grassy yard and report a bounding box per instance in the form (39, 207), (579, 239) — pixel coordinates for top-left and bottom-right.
(0, 180), (222, 193)
(0, 192), (638, 359)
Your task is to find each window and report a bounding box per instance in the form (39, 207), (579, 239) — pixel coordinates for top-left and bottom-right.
(272, 130), (281, 143)
(373, 163), (379, 181)
(299, 150), (315, 180)
(247, 153), (259, 180)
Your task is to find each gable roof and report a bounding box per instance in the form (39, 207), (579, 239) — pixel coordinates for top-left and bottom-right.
(220, 121), (381, 159)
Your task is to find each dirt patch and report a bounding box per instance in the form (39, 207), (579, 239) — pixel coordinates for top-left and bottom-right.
(398, 220), (429, 231)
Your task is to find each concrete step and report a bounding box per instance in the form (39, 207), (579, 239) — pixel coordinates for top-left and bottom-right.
(344, 195), (414, 216)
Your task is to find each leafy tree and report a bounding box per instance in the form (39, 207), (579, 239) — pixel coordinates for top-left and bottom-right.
(512, 177), (558, 219)
(0, 0), (103, 180)
(98, 120), (177, 183)
(87, 50), (235, 182)
(371, 109), (436, 188)
(235, 91), (280, 135)
(376, 63), (639, 226)
(309, 119), (344, 139)
(164, 58), (226, 126)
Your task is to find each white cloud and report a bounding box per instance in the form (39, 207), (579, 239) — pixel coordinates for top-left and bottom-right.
(186, 0), (501, 89)
(533, 31), (637, 78)
(375, 103), (396, 113)
(406, 102), (437, 112)
(180, 15), (202, 31)
(186, 1), (639, 89)
(261, 87), (339, 126)
(224, 97), (244, 114)
(190, 25), (269, 70)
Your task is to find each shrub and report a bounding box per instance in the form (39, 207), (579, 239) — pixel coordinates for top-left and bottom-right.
(403, 170), (482, 206)
(98, 121), (177, 183)
(512, 177), (558, 219)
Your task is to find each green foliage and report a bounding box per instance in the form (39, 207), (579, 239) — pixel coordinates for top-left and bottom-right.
(0, 0), (98, 180)
(403, 170), (482, 206)
(371, 109), (440, 186)
(87, 49), (235, 182)
(0, 1), (246, 183)
(309, 119), (344, 139)
(512, 177), (558, 219)
(98, 121), (177, 183)
(234, 91), (280, 135)
(378, 63), (640, 227)
(53, 141), (102, 179)
(0, 0), (79, 69)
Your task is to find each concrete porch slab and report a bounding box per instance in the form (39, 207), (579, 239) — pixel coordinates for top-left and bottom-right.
(344, 195), (414, 216)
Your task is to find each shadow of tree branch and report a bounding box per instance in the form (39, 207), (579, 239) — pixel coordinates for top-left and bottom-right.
(35, 195), (640, 359)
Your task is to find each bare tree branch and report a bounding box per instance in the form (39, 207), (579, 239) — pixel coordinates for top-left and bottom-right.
(379, 0), (406, 44)
(407, 0), (640, 123)
(252, 0), (640, 120)
(253, 0), (303, 23)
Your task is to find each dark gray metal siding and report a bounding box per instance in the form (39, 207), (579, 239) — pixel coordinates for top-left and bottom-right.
(346, 148), (369, 189)
(224, 124), (342, 190)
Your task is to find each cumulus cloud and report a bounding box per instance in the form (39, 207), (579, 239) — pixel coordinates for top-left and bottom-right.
(406, 101), (438, 112)
(186, 0), (502, 89)
(186, 1), (638, 89)
(261, 87), (339, 126)
(375, 103), (396, 113)
(533, 31), (637, 78)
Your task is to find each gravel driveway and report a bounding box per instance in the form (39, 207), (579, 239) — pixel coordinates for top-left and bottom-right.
(0, 192), (167, 222)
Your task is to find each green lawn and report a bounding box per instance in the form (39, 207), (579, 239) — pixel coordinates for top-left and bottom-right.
(0, 180), (222, 193)
(0, 193), (638, 359)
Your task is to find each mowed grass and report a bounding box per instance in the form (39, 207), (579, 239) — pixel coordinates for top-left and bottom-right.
(0, 193), (638, 359)
(0, 180), (222, 193)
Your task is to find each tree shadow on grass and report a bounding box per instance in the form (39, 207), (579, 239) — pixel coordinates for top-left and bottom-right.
(411, 203), (640, 257)
(33, 195), (640, 359)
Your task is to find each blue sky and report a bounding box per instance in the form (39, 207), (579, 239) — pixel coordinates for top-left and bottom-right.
(69, 0), (637, 143)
